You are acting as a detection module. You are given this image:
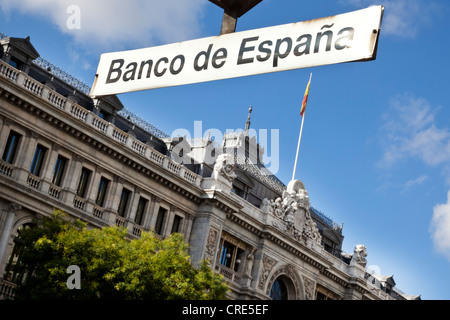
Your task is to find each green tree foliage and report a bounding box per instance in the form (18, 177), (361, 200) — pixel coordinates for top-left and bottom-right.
(14, 210), (229, 300)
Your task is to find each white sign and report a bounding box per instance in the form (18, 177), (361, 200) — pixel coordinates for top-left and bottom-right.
(90, 6), (384, 97)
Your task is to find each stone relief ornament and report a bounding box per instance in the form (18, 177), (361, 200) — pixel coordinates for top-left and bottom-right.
(352, 244), (368, 267)
(303, 276), (315, 300)
(262, 180), (322, 245)
(7, 202), (22, 212)
(258, 254), (278, 290)
(212, 153), (237, 183)
(203, 228), (219, 265)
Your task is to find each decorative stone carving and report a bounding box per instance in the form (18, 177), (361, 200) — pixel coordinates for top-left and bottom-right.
(258, 254), (278, 290)
(203, 228), (219, 265)
(352, 244), (368, 267)
(7, 202), (22, 212)
(303, 276), (315, 300)
(262, 179), (322, 245)
(212, 153), (237, 183)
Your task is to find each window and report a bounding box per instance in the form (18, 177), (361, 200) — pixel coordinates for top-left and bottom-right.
(171, 215), (183, 234)
(219, 241), (235, 269)
(98, 110), (111, 121)
(30, 144), (47, 176)
(98, 110), (105, 119)
(154, 207), (167, 235)
(8, 57), (22, 69)
(76, 167), (92, 198)
(218, 237), (245, 272)
(2, 130), (21, 164)
(270, 278), (288, 300)
(117, 188), (131, 217)
(52, 155), (67, 187)
(234, 248), (245, 272)
(316, 292), (328, 300)
(231, 184), (246, 199)
(134, 197), (148, 226)
(95, 177), (110, 207)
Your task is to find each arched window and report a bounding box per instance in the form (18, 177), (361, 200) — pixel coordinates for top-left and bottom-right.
(270, 278), (288, 300)
(4, 223), (34, 284)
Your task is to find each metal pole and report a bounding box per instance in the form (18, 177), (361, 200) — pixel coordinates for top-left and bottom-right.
(220, 11), (238, 35)
(292, 113), (305, 181)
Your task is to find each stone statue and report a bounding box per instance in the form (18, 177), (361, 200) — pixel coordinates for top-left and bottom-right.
(260, 198), (272, 214)
(212, 153), (237, 183)
(244, 248), (256, 276)
(352, 244), (368, 267)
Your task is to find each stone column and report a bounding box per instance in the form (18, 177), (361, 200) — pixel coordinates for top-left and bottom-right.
(141, 195), (156, 231)
(165, 205), (177, 236)
(40, 143), (60, 195)
(127, 187), (140, 223)
(126, 187), (140, 233)
(13, 130), (38, 185)
(60, 155), (84, 204)
(188, 199), (225, 268)
(85, 166), (104, 214)
(251, 239), (272, 292)
(183, 214), (194, 242)
(0, 203), (22, 277)
(147, 196), (161, 231)
(105, 176), (124, 225)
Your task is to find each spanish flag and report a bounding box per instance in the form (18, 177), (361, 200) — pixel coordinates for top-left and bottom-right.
(300, 73), (312, 117)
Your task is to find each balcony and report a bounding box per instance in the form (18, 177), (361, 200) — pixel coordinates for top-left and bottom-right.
(215, 264), (242, 285)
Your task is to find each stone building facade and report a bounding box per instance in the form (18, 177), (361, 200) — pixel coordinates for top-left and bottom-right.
(0, 34), (419, 300)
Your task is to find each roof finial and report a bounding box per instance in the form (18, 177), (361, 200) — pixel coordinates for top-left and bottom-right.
(245, 105), (253, 133)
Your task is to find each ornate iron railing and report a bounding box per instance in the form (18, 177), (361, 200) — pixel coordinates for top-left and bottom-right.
(117, 108), (170, 139)
(32, 57), (92, 95)
(310, 206), (343, 233)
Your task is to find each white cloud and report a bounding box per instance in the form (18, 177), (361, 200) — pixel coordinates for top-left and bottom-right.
(342, 0), (440, 39)
(404, 175), (429, 190)
(378, 94), (450, 261)
(378, 94), (450, 168)
(430, 191), (450, 261)
(0, 0), (207, 50)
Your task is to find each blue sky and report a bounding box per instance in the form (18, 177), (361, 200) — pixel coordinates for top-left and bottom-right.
(2, 0), (450, 299)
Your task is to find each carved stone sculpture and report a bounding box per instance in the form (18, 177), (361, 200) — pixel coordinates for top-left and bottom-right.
(244, 247), (256, 276)
(258, 254), (278, 290)
(204, 228), (219, 265)
(262, 179), (322, 245)
(303, 276), (315, 300)
(212, 153), (237, 183)
(352, 244), (368, 267)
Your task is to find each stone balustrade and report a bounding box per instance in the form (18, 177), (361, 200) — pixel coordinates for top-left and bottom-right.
(0, 278), (17, 300)
(0, 59), (202, 188)
(215, 264), (242, 285)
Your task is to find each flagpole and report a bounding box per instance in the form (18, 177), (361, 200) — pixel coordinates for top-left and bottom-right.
(292, 73), (312, 181)
(292, 113), (305, 181)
